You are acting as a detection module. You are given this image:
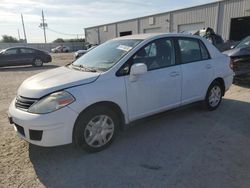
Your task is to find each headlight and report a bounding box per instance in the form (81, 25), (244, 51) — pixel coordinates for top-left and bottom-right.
(28, 91), (75, 114)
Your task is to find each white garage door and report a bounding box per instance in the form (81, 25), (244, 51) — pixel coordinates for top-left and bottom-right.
(178, 22), (205, 33)
(143, 27), (162, 33)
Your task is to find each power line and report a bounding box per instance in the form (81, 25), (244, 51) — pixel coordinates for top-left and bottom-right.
(46, 27), (84, 37)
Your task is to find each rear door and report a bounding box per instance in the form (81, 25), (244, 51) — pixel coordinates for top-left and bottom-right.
(19, 48), (36, 64)
(177, 38), (214, 105)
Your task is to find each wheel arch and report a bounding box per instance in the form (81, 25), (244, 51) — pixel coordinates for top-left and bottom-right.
(209, 77), (225, 96)
(72, 101), (125, 143)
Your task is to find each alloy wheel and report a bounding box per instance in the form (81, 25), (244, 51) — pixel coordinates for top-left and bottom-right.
(208, 85), (222, 107)
(84, 115), (114, 148)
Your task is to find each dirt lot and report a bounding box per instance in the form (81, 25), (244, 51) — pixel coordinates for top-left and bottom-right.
(0, 53), (250, 188)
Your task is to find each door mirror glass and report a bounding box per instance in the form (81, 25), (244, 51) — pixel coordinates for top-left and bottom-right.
(130, 63), (147, 75)
(231, 45), (234, 49)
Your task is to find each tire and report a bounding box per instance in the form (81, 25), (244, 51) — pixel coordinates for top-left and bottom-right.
(73, 106), (120, 153)
(32, 58), (43, 67)
(205, 81), (223, 111)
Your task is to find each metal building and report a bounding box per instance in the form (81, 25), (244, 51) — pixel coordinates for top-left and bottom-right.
(85, 0), (250, 44)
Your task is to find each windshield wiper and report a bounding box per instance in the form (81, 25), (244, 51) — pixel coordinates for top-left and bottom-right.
(71, 64), (97, 72)
(79, 65), (97, 72)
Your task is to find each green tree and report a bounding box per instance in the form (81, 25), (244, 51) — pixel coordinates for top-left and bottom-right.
(65, 38), (85, 43)
(1, 35), (19, 43)
(53, 38), (65, 43)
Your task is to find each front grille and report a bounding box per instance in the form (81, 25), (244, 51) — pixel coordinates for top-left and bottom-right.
(15, 96), (38, 111)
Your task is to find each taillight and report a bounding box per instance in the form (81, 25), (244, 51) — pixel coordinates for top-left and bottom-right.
(229, 59), (234, 70)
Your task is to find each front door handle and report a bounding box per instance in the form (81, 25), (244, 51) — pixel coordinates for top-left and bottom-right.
(170, 71), (180, 77)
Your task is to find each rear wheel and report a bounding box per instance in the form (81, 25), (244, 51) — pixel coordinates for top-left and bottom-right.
(205, 81), (223, 111)
(33, 58), (43, 67)
(74, 106), (120, 152)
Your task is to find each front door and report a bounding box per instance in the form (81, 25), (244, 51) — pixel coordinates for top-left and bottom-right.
(0, 48), (20, 67)
(124, 38), (182, 121)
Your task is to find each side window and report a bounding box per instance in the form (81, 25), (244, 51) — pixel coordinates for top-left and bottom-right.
(200, 41), (210, 60)
(132, 38), (175, 71)
(178, 39), (202, 64)
(20, 49), (34, 54)
(5, 49), (18, 55)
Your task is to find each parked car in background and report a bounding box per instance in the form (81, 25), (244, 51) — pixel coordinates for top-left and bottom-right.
(51, 46), (70, 53)
(74, 46), (97, 59)
(223, 36), (250, 83)
(0, 47), (52, 67)
(8, 34), (233, 152)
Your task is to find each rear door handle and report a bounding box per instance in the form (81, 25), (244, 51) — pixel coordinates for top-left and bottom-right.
(170, 71), (180, 77)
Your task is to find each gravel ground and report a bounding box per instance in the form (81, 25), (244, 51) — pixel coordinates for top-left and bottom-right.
(0, 53), (250, 188)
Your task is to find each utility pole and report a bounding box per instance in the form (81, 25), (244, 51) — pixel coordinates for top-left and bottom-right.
(21, 14), (27, 43)
(39, 10), (47, 43)
(17, 29), (21, 41)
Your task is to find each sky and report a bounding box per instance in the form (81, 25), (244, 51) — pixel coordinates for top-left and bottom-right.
(0, 0), (218, 43)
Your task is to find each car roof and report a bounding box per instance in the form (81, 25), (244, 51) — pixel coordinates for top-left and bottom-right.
(112, 33), (202, 40)
(112, 32), (223, 59)
(5, 46), (39, 51)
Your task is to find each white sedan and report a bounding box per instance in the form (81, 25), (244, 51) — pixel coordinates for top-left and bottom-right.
(8, 33), (234, 152)
(51, 46), (70, 53)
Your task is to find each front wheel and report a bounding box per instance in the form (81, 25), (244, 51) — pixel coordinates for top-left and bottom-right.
(205, 81), (223, 111)
(73, 106), (120, 152)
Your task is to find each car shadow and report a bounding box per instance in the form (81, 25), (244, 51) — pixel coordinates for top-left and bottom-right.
(29, 98), (250, 188)
(0, 64), (59, 72)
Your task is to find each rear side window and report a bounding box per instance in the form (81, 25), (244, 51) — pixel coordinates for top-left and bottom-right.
(178, 39), (202, 64)
(20, 49), (34, 54)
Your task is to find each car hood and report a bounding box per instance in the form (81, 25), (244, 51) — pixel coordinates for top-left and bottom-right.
(223, 47), (250, 57)
(18, 66), (100, 98)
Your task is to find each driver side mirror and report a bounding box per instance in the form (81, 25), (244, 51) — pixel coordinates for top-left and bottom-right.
(230, 45), (234, 49)
(129, 63), (147, 82)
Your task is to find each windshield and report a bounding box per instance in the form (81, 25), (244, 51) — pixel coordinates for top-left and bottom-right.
(72, 39), (142, 72)
(235, 36), (250, 49)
